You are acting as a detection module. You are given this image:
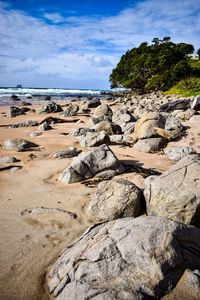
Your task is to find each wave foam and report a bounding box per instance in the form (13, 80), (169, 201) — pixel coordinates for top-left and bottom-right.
(0, 87), (103, 97)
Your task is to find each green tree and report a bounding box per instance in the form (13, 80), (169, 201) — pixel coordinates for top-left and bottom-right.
(109, 37), (199, 93)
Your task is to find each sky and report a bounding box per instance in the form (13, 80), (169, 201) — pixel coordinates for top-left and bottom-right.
(0, 0), (200, 89)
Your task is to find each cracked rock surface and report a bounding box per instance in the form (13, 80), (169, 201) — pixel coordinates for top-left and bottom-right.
(87, 178), (141, 222)
(144, 154), (200, 226)
(46, 216), (200, 299)
(58, 144), (125, 184)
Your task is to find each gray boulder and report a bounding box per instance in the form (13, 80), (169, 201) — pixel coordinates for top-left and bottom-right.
(10, 120), (38, 128)
(121, 122), (136, 134)
(91, 104), (113, 124)
(51, 147), (82, 159)
(116, 109), (135, 122)
(61, 104), (79, 116)
(38, 121), (52, 131)
(7, 106), (27, 117)
(46, 216), (200, 299)
(78, 131), (110, 147)
(72, 128), (95, 137)
(94, 121), (122, 135)
(87, 178), (141, 221)
(112, 109), (136, 133)
(164, 146), (196, 161)
(36, 102), (62, 114)
(0, 156), (18, 163)
(58, 144), (125, 184)
(133, 138), (165, 153)
(93, 103), (113, 118)
(164, 115), (183, 131)
(3, 138), (39, 152)
(85, 99), (101, 108)
(144, 155), (200, 226)
(110, 134), (133, 144)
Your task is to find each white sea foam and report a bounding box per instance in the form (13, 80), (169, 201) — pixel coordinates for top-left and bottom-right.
(0, 87), (102, 97)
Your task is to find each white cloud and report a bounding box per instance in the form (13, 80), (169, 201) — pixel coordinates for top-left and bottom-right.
(43, 12), (66, 24)
(0, 0), (199, 88)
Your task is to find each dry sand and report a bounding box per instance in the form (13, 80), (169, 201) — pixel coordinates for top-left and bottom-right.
(0, 100), (199, 300)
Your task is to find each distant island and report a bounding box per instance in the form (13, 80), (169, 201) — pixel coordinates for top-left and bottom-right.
(16, 84), (23, 88)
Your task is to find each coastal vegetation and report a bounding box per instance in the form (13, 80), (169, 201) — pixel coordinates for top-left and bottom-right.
(109, 37), (200, 95)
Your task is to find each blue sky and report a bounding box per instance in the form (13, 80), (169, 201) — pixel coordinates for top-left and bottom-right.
(0, 0), (200, 89)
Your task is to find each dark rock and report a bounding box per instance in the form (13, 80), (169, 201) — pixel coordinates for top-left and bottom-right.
(85, 99), (101, 108)
(160, 99), (191, 112)
(7, 106), (26, 118)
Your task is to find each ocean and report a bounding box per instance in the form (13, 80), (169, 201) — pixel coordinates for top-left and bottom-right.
(0, 87), (107, 106)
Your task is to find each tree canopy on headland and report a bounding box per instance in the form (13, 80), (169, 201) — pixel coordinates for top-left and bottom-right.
(109, 37), (200, 94)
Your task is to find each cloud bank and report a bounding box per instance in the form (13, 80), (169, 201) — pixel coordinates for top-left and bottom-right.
(0, 0), (199, 88)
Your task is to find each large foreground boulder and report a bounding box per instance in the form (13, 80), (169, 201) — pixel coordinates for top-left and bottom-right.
(87, 178), (141, 221)
(46, 216), (200, 299)
(58, 144), (125, 183)
(144, 155), (200, 226)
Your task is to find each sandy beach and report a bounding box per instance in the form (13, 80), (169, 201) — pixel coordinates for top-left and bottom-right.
(0, 97), (200, 300)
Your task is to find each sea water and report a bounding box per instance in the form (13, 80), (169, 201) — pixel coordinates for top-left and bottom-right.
(0, 87), (107, 106)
